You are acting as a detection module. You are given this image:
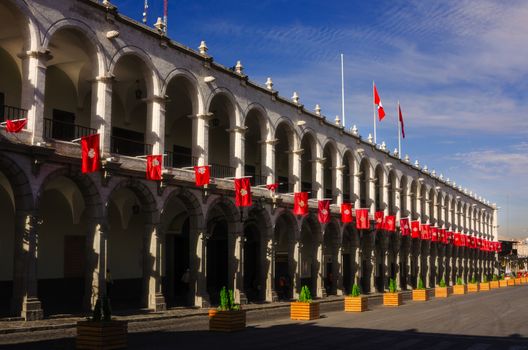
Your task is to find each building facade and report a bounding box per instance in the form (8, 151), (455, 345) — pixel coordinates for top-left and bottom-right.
(0, 0), (499, 320)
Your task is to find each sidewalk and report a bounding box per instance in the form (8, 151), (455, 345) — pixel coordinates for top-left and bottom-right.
(0, 292), (410, 335)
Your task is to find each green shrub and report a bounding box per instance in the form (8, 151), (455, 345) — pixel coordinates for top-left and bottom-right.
(456, 277), (463, 285)
(492, 274), (499, 281)
(218, 286), (240, 311)
(439, 278), (446, 288)
(91, 296), (112, 322)
(482, 275), (488, 283)
(500, 273), (505, 280)
(389, 278), (397, 293)
(299, 285), (313, 303)
(350, 284), (361, 297)
(470, 276), (477, 284)
(417, 277), (425, 290)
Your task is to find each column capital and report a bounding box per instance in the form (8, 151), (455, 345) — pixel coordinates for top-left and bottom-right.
(93, 75), (115, 83)
(258, 138), (279, 145)
(226, 126), (248, 134)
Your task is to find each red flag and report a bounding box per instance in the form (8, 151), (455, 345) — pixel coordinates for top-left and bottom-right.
(460, 234), (467, 247)
(81, 134), (100, 174)
(374, 211), (384, 230)
(497, 242), (502, 253)
(194, 166), (210, 186)
(398, 103), (405, 139)
(234, 177), (252, 207)
(146, 155), (162, 181)
(411, 221), (421, 238)
(341, 203), (353, 223)
(431, 227), (438, 242)
(441, 229), (448, 244)
(373, 82), (386, 121)
(447, 231), (454, 244)
(421, 224), (431, 240)
(266, 183), (279, 192)
(318, 200), (330, 224)
(356, 209), (370, 230)
(400, 218), (411, 236)
(454, 233), (461, 246)
(477, 238), (482, 249)
(293, 192), (309, 216)
(383, 215), (396, 232)
(470, 236), (476, 249)
(5, 119), (27, 133)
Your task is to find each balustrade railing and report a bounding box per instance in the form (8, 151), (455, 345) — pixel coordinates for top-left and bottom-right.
(111, 136), (152, 157)
(44, 118), (97, 141)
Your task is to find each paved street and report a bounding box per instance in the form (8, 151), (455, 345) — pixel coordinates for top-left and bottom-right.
(1, 286), (527, 349)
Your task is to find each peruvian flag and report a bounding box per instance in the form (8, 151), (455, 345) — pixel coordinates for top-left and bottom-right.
(373, 82), (386, 121)
(383, 215), (396, 232)
(421, 224), (431, 240)
(431, 227), (438, 242)
(318, 200), (331, 224)
(374, 211), (384, 229)
(146, 155), (162, 181)
(266, 183), (279, 192)
(234, 177), (252, 207)
(5, 118), (27, 133)
(341, 203), (353, 223)
(293, 192), (309, 216)
(400, 218), (411, 236)
(411, 221), (421, 238)
(356, 209), (370, 230)
(194, 166), (210, 186)
(398, 103), (405, 139)
(81, 134), (100, 174)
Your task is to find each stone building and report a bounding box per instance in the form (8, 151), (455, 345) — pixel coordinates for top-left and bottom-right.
(0, 0), (499, 320)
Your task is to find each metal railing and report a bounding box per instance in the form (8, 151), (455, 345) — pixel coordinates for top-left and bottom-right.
(277, 182), (294, 194)
(2, 105), (28, 122)
(210, 163), (235, 178)
(163, 151), (198, 169)
(44, 118), (97, 141)
(111, 136), (152, 157)
(248, 174), (267, 186)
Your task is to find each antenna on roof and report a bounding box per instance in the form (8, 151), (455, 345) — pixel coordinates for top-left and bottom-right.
(163, 0), (168, 34)
(142, 0), (148, 24)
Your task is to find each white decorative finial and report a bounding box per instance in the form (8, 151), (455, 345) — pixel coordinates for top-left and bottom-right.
(367, 133), (373, 143)
(315, 104), (321, 116)
(439, 173), (444, 180)
(199, 40), (208, 55)
(394, 148), (399, 156)
(292, 92), (299, 104)
(404, 154), (410, 162)
(235, 60), (243, 74)
(265, 77), (273, 90)
(351, 125), (358, 135)
(102, 0), (114, 9)
(423, 165), (428, 172)
(335, 115), (341, 126)
(414, 159), (420, 167)
(432, 169), (436, 177)
(380, 141), (386, 150)
(154, 17), (165, 33)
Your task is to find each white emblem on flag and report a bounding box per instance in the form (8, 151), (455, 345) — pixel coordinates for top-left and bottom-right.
(344, 209), (350, 215)
(152, 158), (159, 167)
(198, 167), (206, 174)
(240, 189), (248, 196)
(321, 209), (328, 215)
(88, 148), (95, 159)
(298, 200), (305, 208)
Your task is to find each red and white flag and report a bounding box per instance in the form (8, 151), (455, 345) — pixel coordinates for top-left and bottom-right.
(341, 203), (353, 223)
(194, 166), (210, 186)
(447, 231), (454, 244)
(431, 227), (438, 242)
(454, 233), (461, 246)
(81, 134), (100, 174)
(374, 211), (384, 230)
(400, 218), (411, 236)
(234, 177), (252, 207)
(266, 183), (279, 192)
(146, 155), (162, 181)
(411, 221), (421, 238)
(373, 82), (386, 121)
(398, 103), (405, 139)
(383, 215), (396, 232)
(421, 224), (431, 240)
(293, 192), (309, 216)
(5, 119), (27, 133)
(356, 209), (370, 230)
(318, 200), (331, 224)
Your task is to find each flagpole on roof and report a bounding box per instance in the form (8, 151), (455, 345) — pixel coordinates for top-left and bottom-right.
(372, 81), (377, 143)
(398, 100), (401, 158)
(341, 53), (346, 129)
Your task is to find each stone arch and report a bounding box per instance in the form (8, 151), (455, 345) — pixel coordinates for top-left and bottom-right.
(161, 68), (203, 115)
(399, 174), (409, 216)
(243, 103), (270, 138)
(106, 179), (158, 223)
(205, 87), (240, 127)
(1, 0), (39, 52)
(374, 164), (385, 211)
(323, 219), (340, 295)
(341, 149), (355, 202)
(244, 104), (270, 184)
(0, 153), (33, 212)
(322, 138), (339, 200)
(272, 116), (301, 146)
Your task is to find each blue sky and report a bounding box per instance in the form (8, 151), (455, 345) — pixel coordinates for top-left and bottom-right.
(113, 0), (528, 239)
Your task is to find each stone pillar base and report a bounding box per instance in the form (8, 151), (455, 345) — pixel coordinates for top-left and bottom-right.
(271, 290), (279, 302)
(149, 293), (166, 312)
(238, 291), (248, 305)
(22, 298), (43, 321)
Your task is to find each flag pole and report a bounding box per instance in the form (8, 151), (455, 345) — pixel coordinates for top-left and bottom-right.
(398, 100), (401, 158)
(341, 53), (346, 129)
(373, 81), (377, 143)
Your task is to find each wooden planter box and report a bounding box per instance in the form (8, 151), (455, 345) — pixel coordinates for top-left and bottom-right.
(76, 320), (127, 350)
(522, 277), (527, 284)
(412, 289), (429, 301)
(208, 309), (246, 332)
(490, 281), (500, 289)
(290, 302), (320, 320)
(515, 278), (522, 285)
(507, 279), (515, 286)
(468, 283), (479, 293)
(499, 280), (508, 287)
(453, 285), (467, 295)
(480, 282), (491, 291)
(344, 296), (368, 312)
(435, 286), (450, 298)
(383, 292), (402, 307)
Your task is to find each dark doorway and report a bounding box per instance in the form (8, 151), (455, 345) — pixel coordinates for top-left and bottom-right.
(361, 259), (369, 293)
(376, 262), (384, 292)
(111, 127), (146, 156)
(167, 219), (190, 307)
(51, 109), (75, 141)
(325, 261), (334, 295)
(275, 253), (291, 300)
(343, 253), (351, 294)
(207, 220), (228, 305)
(243, 225), (260, 302)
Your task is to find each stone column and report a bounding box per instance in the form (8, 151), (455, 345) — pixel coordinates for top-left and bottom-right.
(368, 178), (376, 216)
(191, 228), (208, 307)
(12, 212), (43, 320)
(353, 163), (361, 209)
(395, 250), (401, 290)
(383, 249), (389, 291)
(335, 165), (345, 205)
(264, 235), (277, 302)
(369, 237), (376, 293)
(146, 95), (166, 155)
(336, 246), (344, 295)
(229, 127), (246, 178)
(315, 158), (325, 200)
(143, 223), (166, 311)
(84, 219), (108, 310)
(354, 245), (361, 286)
(229, 228), (245, 304)
(192, 113), (212, 166)
(382, 174), (389, 215)
(315, 238), (325, 298)
(91, 76), (113, 155)
(262, 138), (278, 185)
(292, 149), (303, 192)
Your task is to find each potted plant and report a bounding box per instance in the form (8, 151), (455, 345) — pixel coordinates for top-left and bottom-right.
(383, 278), (402, 306)
(76, 297), (128, 349)
(412, 277), (428, 301)
(209, 287), (246, 332)
(344, 284), (368, 312)
(499, 274), (509, 288)
(468, 276), (479, 293)
(480, 275), (491, 291)
(453, 277), (467, 295)
(291, 285), (320, 320)
(506, 274), (515, 286)
(435, 278), (450, 298)
(515, 274), (523, 285)
(490, 274), (500, 289)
